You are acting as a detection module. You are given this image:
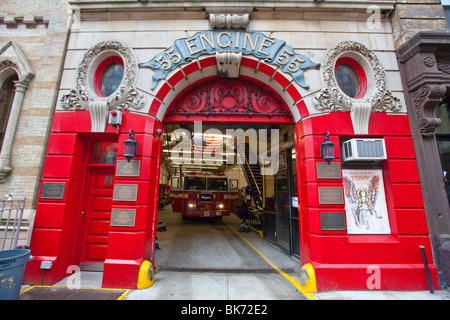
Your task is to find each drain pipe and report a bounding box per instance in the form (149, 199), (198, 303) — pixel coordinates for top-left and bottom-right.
(419, 246), (434, 294)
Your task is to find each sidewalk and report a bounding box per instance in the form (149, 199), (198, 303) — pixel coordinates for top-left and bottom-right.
(18, 210), (450, 300)
(20, 270), (450, 300)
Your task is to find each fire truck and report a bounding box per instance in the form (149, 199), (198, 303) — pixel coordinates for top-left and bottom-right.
(169, 172), (239, 218)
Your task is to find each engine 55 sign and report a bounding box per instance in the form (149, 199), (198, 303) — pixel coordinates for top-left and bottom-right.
(139, 30), (320, 90)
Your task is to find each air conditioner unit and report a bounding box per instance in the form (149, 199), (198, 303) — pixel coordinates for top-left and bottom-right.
(341, 139), (387, 162)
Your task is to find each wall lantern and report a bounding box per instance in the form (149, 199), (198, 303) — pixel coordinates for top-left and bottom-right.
(320, 131), (335, 165)
(123, 129), (138, 162)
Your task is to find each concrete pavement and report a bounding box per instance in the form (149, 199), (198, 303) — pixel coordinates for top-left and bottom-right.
(19, 207), (450, 300)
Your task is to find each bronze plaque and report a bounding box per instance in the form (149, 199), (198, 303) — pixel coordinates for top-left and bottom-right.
(116, 160), (141, 177)
(41, 182), (66, 200)
(318, 187), (344, 204)
(320, 212), (346, 230)
(111, 209), (136, 227)
(316, 162), (342, 179)
(113, 184), (138, 202)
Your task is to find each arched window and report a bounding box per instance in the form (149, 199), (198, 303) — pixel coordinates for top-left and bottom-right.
(0, 74), (18, 150)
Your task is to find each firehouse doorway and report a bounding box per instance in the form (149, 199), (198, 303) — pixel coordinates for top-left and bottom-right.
(157, 120), (300, 269)
(78, 139), (118, 271)
(153, 76), (302, 273)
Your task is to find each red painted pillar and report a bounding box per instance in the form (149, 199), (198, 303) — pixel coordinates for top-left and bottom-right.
(24, 111), (92, 285)
(102, 113), (163, 289)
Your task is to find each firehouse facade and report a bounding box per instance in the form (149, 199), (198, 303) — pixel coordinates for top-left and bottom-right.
(16, 1), (448, 291)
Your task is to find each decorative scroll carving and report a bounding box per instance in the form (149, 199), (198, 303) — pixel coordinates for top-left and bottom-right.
(209, 14), (249, 30)
(60, 41), (144, 130)
(411, 84), (447, 137)
(313, 41), (401, 134)
(166, 79), (291, 121)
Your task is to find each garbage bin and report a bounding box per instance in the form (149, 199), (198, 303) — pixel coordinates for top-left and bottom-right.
(0, 249), (32, 300)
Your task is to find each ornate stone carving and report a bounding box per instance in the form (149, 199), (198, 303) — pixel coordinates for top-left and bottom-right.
(60, 41), (144, 132)
(411, 84), (447, 137)
(437, 58), (450, 75)
(424, 56), (435, 67)
(313, 41), (401, 134)
(209, 14), (249, 30)
(216, 52), (242, 78)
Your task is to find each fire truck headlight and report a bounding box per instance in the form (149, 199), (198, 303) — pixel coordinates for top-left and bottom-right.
(187, 203), (196, 209)
(216, 203), (224, 209)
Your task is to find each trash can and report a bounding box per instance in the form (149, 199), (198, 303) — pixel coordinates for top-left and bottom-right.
(0, 249), (32, 300)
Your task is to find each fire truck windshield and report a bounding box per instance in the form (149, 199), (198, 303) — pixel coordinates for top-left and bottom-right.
(184, 177), (206, 190)
(207, 177), (228, 191)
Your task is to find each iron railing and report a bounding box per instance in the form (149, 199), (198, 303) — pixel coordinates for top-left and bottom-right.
(0, 197), (26, 251)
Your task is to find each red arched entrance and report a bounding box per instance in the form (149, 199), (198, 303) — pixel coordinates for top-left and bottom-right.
(164, 77), (294, 124)
(160, 76), (299, 256)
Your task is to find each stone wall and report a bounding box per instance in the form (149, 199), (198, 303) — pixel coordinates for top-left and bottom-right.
(390, 0), (449, 48)
(0, 0), (70, 228)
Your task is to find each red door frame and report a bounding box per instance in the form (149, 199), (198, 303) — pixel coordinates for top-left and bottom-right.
(73, 135), (119, 269)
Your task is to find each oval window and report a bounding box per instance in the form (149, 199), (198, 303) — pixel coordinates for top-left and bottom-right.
(94, 56), (124, 97)
(335, 57), (367, 99)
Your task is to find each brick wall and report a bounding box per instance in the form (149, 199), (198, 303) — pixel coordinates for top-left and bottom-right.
(391, 1), (449, 48)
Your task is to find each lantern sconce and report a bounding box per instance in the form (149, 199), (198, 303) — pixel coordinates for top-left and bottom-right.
(123, 129), (138, 163)
(320, 131), (335, 165)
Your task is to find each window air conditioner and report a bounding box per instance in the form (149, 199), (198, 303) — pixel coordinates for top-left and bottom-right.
(341, 139), (387, 162)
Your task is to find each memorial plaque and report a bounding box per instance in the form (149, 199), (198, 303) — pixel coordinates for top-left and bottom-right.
(320, 212), (346, 231)
(318, 187), (344, 204)
(41, 182), (66, 200)
(111, 209), (136, 227)
(113, 184), (138, 202)
(116, 160), (141, 177)
(316, 162), (342, 179)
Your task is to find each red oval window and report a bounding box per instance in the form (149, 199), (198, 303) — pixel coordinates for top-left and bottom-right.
(335, 57), (367, 99)
(94, 56), (124, 97)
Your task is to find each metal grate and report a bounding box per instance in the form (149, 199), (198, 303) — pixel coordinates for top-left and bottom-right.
(356, 139), (385, 158)
(0, 197), (26, 251)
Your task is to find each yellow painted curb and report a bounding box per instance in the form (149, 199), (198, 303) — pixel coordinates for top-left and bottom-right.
(299, 263), (317, 294)
(137, 260), (154, 289)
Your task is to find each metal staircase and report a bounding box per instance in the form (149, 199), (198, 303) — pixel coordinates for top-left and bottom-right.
(237, 143), (263, 229)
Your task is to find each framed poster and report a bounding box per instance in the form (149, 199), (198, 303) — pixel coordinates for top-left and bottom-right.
(342, 169), (391, 235)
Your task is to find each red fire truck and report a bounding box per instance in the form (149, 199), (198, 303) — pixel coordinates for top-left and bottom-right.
(170, 172), (239, 218)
